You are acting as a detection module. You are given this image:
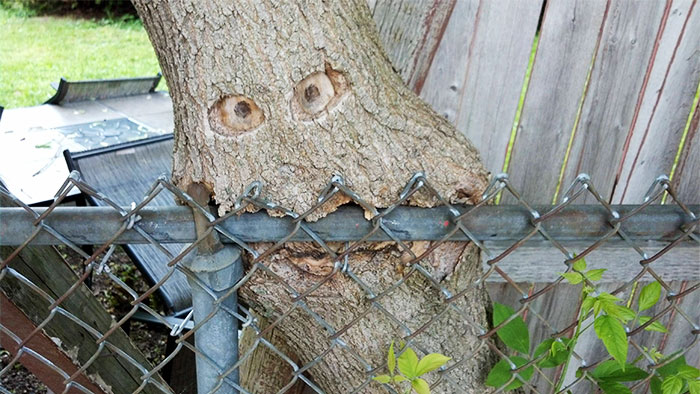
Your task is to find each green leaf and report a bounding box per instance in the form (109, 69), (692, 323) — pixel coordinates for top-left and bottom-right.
(388, 341), (396, 375)
(581, 295), (595, 314)
(394, 375), (409, 383)
(594, 299), (604, 317)
(687, 380), (700, 394)
(398, 347), (419, 379)
(373, 375), (391, 384)
(492, 303), (530, 354)
(485, 356), (533, 391)
(592, 360), (648, 382)
(638, 316), (668, 333)
(598, 381), (632, 394)
(639, 282), (662, 312)
(650, 377), (662, 394)
(677, 365), (700, 380)
(657, 355), (687, 378)
(661, 376), (683, 394)
(415, 353), (451, 376)
(561, 272), (583, 284)
(586, 268), (607, 281)
(594, 315), (628, 367)
(598, 293), (623, 303)
(573, 258), (587, 271)
(534, 338), (570, 368)
(605, 304), (636, 323)
(411, 378), (430, 394)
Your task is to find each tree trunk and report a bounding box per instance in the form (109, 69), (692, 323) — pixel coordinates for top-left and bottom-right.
(132, 1), (496, 392)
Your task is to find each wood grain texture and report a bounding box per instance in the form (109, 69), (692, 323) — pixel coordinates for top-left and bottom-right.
(483, 244), (699, 283)
(0, 247), (164, 394)
(373, 0), (456, 92)
(504, 0), (608, 204)
(0, 294), (106, 394)
(671, 96), (700, 204)
(420, 0), (543, 174)
(560, 0), (670, 203)
(613, 0), (700, 204)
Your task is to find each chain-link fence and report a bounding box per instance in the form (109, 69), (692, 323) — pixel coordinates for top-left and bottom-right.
(0, 172), (698, 394)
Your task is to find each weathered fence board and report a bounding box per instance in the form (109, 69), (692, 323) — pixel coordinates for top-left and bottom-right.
(0, 245), (163, 394)
(614, 0), (700, 204)
(672, 98), (700, 204)
(420, 0), (543, 173)
(0, 293), (106, 394)
(504, 0), (608, 204)
(414, 0), (480, 122)
(373, 0), (456, 92)
(560, 0), (670, 203)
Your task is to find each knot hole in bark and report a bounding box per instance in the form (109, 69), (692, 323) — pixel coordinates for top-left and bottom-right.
(234, 100), (252, 118)
(292, 65), (348, 120)
(304, 84), (320, 103)
(209, 95), (264, 136)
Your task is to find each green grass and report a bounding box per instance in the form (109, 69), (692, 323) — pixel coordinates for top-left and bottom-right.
(0, 7), (164, 108)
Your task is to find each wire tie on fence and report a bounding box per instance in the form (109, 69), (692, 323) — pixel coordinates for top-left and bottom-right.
(235, 181), (263, 209)
(126, 202), (140, 230)
(96, 245), (116, 275)
(170, 310), (194, 336)
(399, 172), (425, 199)
(481, 173), (507, 201)
(560, 173), (590, 203)
(441, 287), (452, 298)
(242, 313), (256, 328)
(643, 175), (670, 202)
(317, 175), (343, 202)
(340, 253), (349, 273)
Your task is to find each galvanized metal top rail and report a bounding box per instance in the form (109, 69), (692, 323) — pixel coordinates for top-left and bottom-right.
(1, 204), (697, 245)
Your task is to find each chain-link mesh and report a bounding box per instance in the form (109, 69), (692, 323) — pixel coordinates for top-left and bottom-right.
(0, 172), (698, 394)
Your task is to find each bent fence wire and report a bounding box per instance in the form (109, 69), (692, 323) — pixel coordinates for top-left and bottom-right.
(0, 171), (698, 394)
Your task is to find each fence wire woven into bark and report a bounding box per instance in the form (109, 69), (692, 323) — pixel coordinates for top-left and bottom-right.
(0, 171), (698, 394)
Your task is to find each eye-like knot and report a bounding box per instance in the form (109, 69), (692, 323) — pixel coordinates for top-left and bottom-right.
(292, 65), (347, 120)
(295, 72), (335, 115)
(210, 95), (264, 135)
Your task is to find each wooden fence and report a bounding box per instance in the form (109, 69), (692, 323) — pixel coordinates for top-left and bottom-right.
(372, 0), (700, 390)
(372, 0), (699, 205)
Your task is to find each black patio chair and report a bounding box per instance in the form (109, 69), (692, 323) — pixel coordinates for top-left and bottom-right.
(64, 134), (196, 392)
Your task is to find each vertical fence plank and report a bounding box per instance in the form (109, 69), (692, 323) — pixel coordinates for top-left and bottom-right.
(419, 0), (543, 174)
(373, 0), (456, 92)
(560, 0), (670, 203)
(504, 0), (609, 204)
(671, 98), (700, 204)
(613, 0), (700, 204)
(417, 0), (480, 124)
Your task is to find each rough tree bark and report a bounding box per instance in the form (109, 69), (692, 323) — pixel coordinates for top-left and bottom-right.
(132, 1), (496, 392)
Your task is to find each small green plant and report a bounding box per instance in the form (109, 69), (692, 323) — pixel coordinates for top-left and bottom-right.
(484, 257), (700, 393)
(373, 341), (450, 394)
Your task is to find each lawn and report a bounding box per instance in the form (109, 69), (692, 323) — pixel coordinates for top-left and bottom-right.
(0, 7), (164, 108)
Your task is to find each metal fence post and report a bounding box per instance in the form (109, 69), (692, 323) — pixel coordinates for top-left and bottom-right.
(183, 183), (242, 394)
(183, 245), (242, 394)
